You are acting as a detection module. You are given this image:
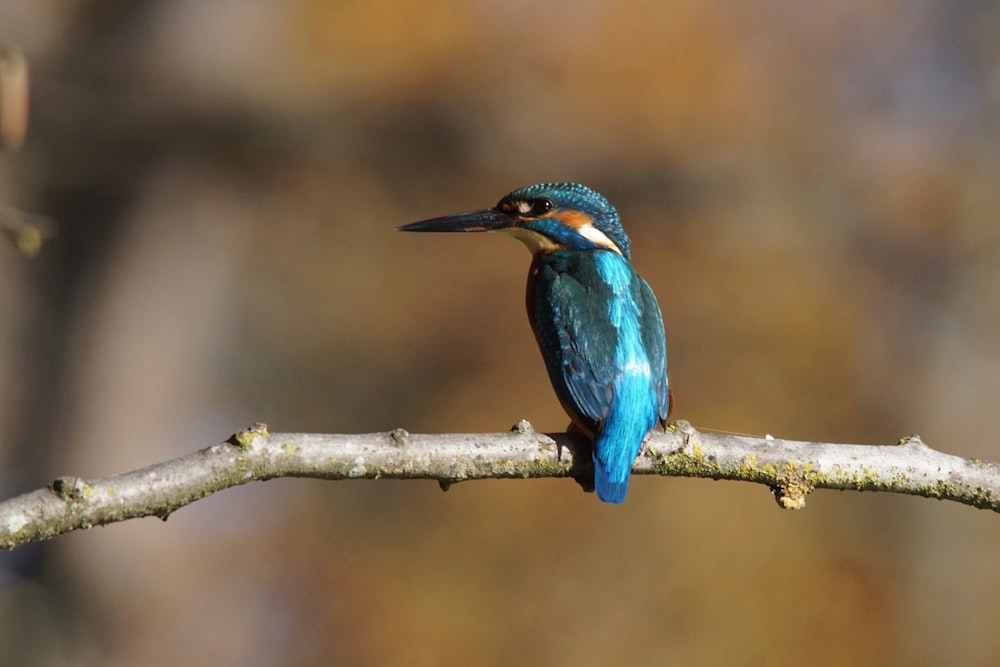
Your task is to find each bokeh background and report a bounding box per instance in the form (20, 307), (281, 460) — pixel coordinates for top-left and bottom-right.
(2, 1), (1000, 665)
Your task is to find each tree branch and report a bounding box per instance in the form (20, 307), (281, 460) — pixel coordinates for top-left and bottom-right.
(1, 421), (996, 550)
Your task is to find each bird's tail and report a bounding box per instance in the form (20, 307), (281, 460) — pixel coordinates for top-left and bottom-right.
(592, 428), (644, 504)
(593, 461), (630, 504)
(594, 404), (657, 504)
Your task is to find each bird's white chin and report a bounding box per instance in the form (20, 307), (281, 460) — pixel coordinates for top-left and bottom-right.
(500, 227), (559, 254)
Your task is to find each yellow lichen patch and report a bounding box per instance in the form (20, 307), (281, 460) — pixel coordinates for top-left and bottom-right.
(689, 440), (706, 461)
(772, 460), (815, 510)
(776, 493), (806, 510)
(232, 422), (270, 450)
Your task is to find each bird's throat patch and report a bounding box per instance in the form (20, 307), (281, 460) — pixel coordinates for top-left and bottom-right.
(501, 226), (559, 254)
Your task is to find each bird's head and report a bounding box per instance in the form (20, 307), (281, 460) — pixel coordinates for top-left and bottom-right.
(398, 182), (632, 259)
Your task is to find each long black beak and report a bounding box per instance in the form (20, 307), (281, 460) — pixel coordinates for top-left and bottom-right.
(397, 208), (519, 233)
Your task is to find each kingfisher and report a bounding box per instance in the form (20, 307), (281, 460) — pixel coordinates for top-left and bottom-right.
(398, 183), (671, 503)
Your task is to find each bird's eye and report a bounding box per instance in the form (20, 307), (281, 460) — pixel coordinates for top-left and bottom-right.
(531, 198), (554, 215)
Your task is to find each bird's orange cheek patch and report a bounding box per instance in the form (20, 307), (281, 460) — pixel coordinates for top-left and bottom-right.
(548, 211), (594, 229)
(543, 210), (622, 255)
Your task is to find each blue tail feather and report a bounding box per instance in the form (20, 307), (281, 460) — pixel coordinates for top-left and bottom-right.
(594, 460), (630, 504)
(592, 374), (659, 504)
(592, 422), (647, 504)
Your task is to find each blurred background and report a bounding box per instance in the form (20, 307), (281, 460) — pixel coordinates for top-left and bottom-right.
(2, 1), (1000, 665)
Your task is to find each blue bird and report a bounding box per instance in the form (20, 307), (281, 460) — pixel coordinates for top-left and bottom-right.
(398, 183), (671, 503)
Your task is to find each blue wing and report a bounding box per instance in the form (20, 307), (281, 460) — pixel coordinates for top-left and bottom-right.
(637, 276), (671, 422)
(528, 253), (619, 430)
(527, 251), (668, 503)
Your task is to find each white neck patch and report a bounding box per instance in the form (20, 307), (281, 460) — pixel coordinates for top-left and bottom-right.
(576, 223), (623, 255)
